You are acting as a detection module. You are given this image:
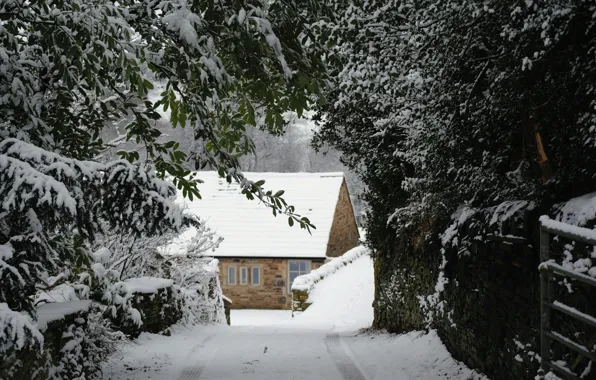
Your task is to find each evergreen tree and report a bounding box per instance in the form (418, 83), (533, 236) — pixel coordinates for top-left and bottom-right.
(314, 0), (596, 247)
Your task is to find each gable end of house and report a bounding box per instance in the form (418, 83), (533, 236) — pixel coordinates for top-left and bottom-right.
(325, 179), (360, 257)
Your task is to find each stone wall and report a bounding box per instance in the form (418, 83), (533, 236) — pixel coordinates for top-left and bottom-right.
(112, 284), (182, 338)
(372, 204), (564, 380)
(291, 288), (311, 314)
(218, 258), (324, 309)
(326, 179), (360, 257)
(440, 228), (542, 379)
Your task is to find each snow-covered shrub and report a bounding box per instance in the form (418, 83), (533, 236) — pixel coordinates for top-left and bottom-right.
(48, 322), (90, 380)
(0, 303), (45, 379)
(0, 303), (44, 353)
(86, 219), (224, 328)
(174, 259), (226, 325)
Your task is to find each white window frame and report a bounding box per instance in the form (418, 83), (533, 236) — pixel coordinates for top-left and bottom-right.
(228, 266), (236, 285)
(251, 267), (261, 286)
(288, 260), (311, 291)
(240, 267), (248, 285)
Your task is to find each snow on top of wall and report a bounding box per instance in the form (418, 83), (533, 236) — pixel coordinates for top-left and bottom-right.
(555, 192), (596, 226)
(124, 277), (174, 294)
(176, 171), (346, 258)
(291, 246), (370, 292)
(36, 300), (92, 331)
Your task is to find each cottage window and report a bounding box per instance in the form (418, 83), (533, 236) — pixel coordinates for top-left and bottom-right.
(288, 260), (311, 290)
(240, 267), (248, 285)
(252, 267), (260, 285)
(228, 267), (236, 285)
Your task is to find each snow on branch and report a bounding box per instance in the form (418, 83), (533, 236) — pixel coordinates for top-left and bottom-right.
(0, 138), (183, 236)
(0, 303), (43, 354)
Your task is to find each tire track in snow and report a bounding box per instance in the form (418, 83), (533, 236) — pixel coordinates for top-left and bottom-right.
(177, 334), (218, 380)
(325, 332), (368, 380)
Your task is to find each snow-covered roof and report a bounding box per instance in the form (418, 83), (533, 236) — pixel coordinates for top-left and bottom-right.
(176, 171), (346, 258)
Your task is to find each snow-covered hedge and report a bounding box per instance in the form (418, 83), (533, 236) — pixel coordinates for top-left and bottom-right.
(292, 246), (370, 292)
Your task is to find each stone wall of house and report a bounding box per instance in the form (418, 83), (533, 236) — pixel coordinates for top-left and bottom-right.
(326, 180), (360, 258)
(218, 258), (324, 310)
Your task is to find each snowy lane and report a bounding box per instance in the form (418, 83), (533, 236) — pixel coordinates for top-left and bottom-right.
(178, 325), (353, 380)
(325, 332), (367, 380)
(177, 334), (218, 380)
(102, 255), (489, 380)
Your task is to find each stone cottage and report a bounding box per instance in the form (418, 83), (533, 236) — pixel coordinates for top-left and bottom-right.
(177, 171), (360, 309)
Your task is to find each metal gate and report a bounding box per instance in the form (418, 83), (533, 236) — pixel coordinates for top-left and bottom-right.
(540, 216), (596, 379)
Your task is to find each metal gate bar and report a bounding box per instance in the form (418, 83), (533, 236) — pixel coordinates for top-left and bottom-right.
(540, 216), (596, 380)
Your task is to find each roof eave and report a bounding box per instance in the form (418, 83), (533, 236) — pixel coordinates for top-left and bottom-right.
(210, 255), (327, 260)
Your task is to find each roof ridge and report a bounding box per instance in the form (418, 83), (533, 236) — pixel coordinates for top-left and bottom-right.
(194, 171), (344, 177)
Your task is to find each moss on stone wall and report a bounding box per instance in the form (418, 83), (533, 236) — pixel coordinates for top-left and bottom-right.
(372, 213), (444, 333)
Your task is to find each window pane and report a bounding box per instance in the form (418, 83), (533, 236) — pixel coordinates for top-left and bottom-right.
(299, 261), (307, 272)
(290, 272), (299, 285)
(252, 267), (260, 285)
(228, 267), (236, 284)
(289, 261), (299, 271)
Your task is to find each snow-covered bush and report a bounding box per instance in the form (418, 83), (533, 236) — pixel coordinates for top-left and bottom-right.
(84, 219), (224, 328)
(0, 303), (44, 358)
(175, 259), (226, 325)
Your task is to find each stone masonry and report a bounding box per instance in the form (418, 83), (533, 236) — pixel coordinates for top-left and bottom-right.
(326, 179), (360, 257)
(218, 258), (324, 309)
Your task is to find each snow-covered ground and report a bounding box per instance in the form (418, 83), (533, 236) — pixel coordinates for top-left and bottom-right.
(231, 309), (293, 326)
(101, 255), (489, 380)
